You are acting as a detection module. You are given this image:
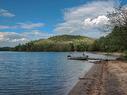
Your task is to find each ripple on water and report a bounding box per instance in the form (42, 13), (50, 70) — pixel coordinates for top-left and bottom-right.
(0, 52), (95, 95)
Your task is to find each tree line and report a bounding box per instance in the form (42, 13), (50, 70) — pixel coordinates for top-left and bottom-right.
(12, 35), (94, 52)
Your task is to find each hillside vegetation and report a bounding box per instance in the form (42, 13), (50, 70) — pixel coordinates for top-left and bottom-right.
(92, 26), (127, 52)
(13, 35), (94, 51)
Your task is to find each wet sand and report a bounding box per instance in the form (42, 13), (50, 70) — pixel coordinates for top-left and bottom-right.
(68, 60), (127, 95)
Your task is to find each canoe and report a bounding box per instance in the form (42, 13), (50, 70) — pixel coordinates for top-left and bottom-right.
(67, 56), (88, 60)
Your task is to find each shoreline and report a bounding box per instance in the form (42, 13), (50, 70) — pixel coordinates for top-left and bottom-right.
(68, 61), (105, 95)
(68, 60), (127, 95)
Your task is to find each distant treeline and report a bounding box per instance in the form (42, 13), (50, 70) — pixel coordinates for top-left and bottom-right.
(0, 47), (11, 51)
(12, 35), (95, 52)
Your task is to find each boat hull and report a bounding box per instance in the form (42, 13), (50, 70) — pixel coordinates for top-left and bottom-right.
(68, 57), (88, 60)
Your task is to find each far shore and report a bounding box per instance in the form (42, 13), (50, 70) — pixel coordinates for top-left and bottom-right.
(68, 60), (127, 95)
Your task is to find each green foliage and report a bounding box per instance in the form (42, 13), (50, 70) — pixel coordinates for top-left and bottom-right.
(13, 35), (94, 52)
(92, 26), (127, 52)
(48, 35), (89, 41)
(124, 51), (127, 60)
(0, 47), (11, 51)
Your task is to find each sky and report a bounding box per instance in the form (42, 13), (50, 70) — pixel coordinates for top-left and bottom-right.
(0, 0), (127, 47)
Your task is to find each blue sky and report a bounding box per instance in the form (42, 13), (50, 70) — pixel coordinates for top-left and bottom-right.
(0, 0), (127, 47)
(0, 0), (87, 32)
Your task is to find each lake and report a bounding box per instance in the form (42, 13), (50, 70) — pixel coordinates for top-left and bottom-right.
(0, 52), (115, 95)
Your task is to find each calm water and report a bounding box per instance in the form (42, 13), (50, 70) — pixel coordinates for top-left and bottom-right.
(0, 52), (94, 95)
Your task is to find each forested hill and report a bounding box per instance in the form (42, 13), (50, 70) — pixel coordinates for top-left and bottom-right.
(13, 35), (94, 51)
(48, 35), (90, 41)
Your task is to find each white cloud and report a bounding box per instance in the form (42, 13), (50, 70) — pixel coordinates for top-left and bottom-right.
(22, 30), (53, 40)
(83, 15), (109, 28)
(0, 22), (45, 30)
(0, 9), (15, 17)
(11, 38), (27, 42)
(18, 22), (45, 29)
(0, 32), (28, 47)
(0, 30), (52, 47)
(54, 0), (116, 38)
(0, 22), (48, 47)
(0, 25), (10, 29)
(0, 25), (17, 29)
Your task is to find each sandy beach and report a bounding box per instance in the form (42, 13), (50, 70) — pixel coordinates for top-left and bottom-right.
(68, 60), (127, 95)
